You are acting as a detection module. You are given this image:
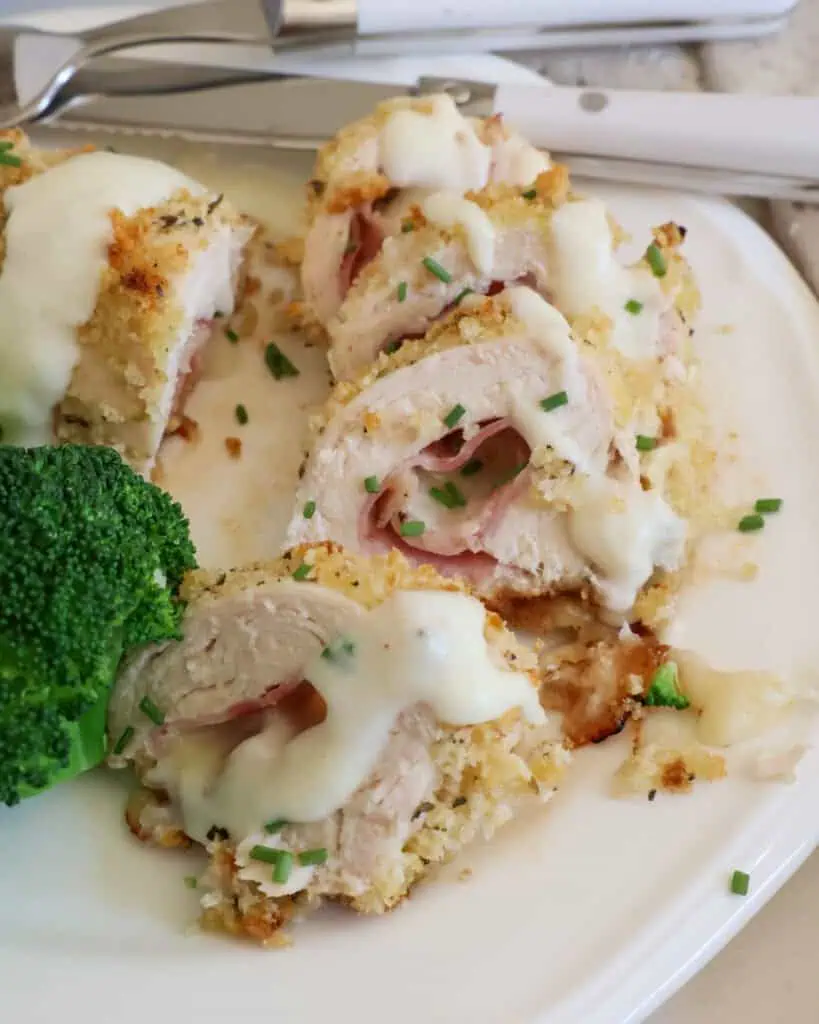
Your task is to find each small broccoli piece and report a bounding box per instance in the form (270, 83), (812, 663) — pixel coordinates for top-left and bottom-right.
(644, 662), (690, 710)
(0, 445), (197, 806)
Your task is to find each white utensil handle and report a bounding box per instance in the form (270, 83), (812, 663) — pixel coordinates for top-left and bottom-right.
(492, 82), (819, 179)
(359, 0), (797, 34)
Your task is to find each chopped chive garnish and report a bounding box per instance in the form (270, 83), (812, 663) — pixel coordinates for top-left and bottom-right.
(321, 637), (356, 661)
(397, 281), (408, 303)
(444, 403), (466, 429)
(540, 391), (569, 412)
(292, 563), (311, 581)
(249, 844), (281, 865)
(430, 481), (467, 509)
(303, 500), (316, 519)
(461, 458), (483, 477)
(636, 434), (657, 452)
(112, 725), (134, 756)
(730, 869), (750, 896)
(400, 520), (426, 537)
(235, 403), (249, 425)
(0, 141), (14, 151)
(521, 188), (537, 200)
(738, 513), (765, 533)
(138, 696), (164, 726)
(645, 243), (667, 278)
(754, 498), (782, 514)
(625, 299), (644, 315)
(453, 287), (473, 305)
(422, 256), (452, 283)
(184, 875), (198, 889)
(0, 152), (22, 167)
(225, 328), (239, 343)
(265, 342), (299, 380)
(644, 662), (689, 710)
(273, 850), (293, 884)
(384, 340), (401, 355)
(364, 475), (380, 494)
(264, 819), (288, 834)
(401, 221), (415, 233)
(298, 848), (328, 866)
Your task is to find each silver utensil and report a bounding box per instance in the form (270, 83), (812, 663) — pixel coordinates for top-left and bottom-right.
(30, 66), (819, 206)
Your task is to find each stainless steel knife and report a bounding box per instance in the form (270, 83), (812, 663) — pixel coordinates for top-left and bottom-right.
(35, 67), (819, 204)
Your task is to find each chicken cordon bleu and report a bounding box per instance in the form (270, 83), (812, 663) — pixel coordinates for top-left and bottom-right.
(109, 544), (564, 942)
(0, 129), (254, 473)
(300, 93), (550, 337)
(287, 278), (704, 624)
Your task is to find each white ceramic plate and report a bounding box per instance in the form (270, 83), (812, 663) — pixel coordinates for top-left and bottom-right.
(2, 9), (819, 1024)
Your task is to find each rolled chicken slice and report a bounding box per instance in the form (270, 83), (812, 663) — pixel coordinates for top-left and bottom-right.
(287, 287), (689, 619)
(300, 93), (550, 331)
(0, 129), (254, 474)
(109, 543), (563, 942)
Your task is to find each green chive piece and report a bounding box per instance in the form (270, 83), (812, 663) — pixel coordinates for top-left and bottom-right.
(453, 287), (473, 305)
(397, 281), (408, 303)
(422, 256), (452, 283)
(112, 725), (134, 756)
(139, 696), (165, 726)
(754, 498), (782, 514)
(401, 221), (415, 233)
(625, 299), (644, 315)
(429, 483), (466, 510)
(298, 848), (328, 866)
(364, 475), (380, 494)
(184, 875), (198, 889)
(0, 141), (14, 151)
(249, 844), (281, 865)
(292, 563), (311, 581)
(730, 869), (750, 896)
(738, 513), (765, 533)
(444, 403), (466, 429)
(461, 458), (483, 477)
(384, 340), (401, 355)
(322, 637), (356, 662)
(521, 188), (537, 200)
(265, 342), (299, 380)
(273, 850), (293, 885)
(644, 662), (690, 710)
(235, 403), (249, 426)
(264, 819), (288, 834)
(303, 500), (316, 519)
(645, 243), (667, 278)
(225, 328), (239, 343)
(636, 435), (657, 452)
(400, 520), (426, 537)
(540, 391), (569, 412)
(0, 152), (22, 167)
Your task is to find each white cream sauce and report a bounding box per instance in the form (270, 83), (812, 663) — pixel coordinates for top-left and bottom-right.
(485, 128), (551, 187)
(380, 95), (491, 193)
(420, 192), (496, 276)
(0, 150), (202, 445)
(548, 198), (665, 360)
(567, 479), (686, 612)
(156, 589), (544, 843)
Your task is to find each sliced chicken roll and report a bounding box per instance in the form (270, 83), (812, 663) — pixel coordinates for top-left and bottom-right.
(0, 130), (254, 473)
(109, 543), (563, 942)
(287, 287), (690, 620)
(300, 93), (550, 331)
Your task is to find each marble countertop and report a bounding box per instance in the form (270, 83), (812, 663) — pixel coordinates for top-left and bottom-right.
(12, 1), (819, 1020)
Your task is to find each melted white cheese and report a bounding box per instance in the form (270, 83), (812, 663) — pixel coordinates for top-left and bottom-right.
(380, 95), (491, 193)
(547, 198), (665, 360)
(0, 150), (202, 445)
(486, 128), (551, 187)
(162, 590), (543, 843)
(420, 192), (496, 276)
(567, 479), (686, 611)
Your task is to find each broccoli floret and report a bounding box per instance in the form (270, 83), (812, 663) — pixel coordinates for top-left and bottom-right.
(0, 445), (197, 806)
(644, 662), (690, 710)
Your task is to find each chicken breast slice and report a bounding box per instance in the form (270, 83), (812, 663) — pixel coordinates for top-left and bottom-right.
(0, 131), (254, 474)
(287, 288), (689, 619)
(300, 93), (551, 330)
(110, 543), (565, 942)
